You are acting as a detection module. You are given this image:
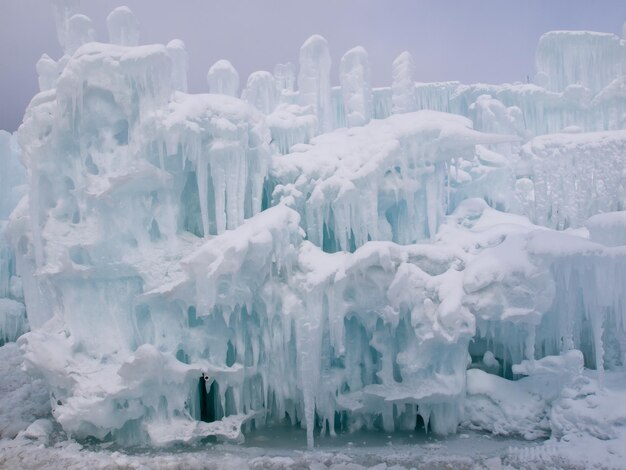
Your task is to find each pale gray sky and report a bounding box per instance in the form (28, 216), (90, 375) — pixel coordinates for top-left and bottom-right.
(1, 0), (626, 131)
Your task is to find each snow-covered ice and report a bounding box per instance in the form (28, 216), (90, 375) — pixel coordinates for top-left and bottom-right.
(2, 3), (626, 469)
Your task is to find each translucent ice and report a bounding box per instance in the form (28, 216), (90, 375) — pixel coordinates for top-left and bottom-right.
(167, 39), (189, 92)
(298, 35), (333, 133)
(242, 71), (278, 114)
(339, 46), (372, 127)
(391, 51), (416, 114)
(536, 31), (625, 93)
(207, 59), (240, 97)
(106, 6), (139, 47)
(65, 14), (96, 55)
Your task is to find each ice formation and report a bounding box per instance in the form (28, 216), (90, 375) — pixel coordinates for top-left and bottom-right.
(0, 131), (27, 345)
(106, 6), (139, 47)
(1, 2), (626, 456)
(392, 52), (417, 114)
(298, 35), (333, 133)
(339, 46), (372, 127)
(207, 59), (240, 97)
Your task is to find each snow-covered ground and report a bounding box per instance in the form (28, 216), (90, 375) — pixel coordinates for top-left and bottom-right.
(2, 342), (626, 469)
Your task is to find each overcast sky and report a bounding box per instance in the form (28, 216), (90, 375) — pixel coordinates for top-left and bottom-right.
(1, 1), (626, 131)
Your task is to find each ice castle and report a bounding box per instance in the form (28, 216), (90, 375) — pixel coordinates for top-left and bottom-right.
(1, 1), (625, 449)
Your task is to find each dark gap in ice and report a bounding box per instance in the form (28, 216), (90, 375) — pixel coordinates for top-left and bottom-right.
(85, 154), (99, 174)
(187, 306), (203, 328)
(199, 376), (223, 423)
(226, 340), (236, 367)
(322, 220), (337, 253)
(113, 119), (129, 145)
(148, 219), (161, 242)
(69, 246), (92, 265)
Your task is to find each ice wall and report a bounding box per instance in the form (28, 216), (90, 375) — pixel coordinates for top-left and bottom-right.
(536, 31), (625, 94)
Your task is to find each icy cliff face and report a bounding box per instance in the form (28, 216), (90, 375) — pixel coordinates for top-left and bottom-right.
(2, 3), (626, 451)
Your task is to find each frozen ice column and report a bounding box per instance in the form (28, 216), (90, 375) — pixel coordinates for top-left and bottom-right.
(242, 71), (278, 114)
(106, 6), (139, 47)
(340, 46), (372, 127)
(52, 0), (80, 52)
(35, 54), (58, 92)
(392, 51), (416, 114)
(167, 39), (189, 92)
(298, 35), (333, 133)
(207, 59), (239, 96)
(65, 14), (96, 55)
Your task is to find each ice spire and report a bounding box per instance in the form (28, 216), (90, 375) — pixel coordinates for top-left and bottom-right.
(167, 39), (189, 92)
(298, 34), (332, 133)
(106, 6), (139, 47)
(339, 46), (372, 127)
(391, 51), (416, 114)
(207, 59), (239, 96)
(52, 0), (80, 52)
(65, 14), (96, 55)
(242, 71), (278, 114)
(36, 54), (58, 92)
(274, 62), (296, 95)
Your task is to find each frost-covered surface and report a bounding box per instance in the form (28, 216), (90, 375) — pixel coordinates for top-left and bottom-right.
(0, 344), (50, 439)
(2, 2), (626, 468)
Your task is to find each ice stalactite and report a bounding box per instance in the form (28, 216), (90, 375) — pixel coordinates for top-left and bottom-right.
(523, 130), (626, 229)
(298, 35), (333, 134)
(530, 232), (626, 371)
(271, 111), (515, 252)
